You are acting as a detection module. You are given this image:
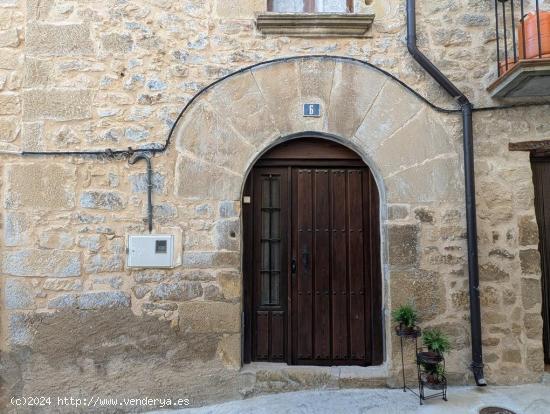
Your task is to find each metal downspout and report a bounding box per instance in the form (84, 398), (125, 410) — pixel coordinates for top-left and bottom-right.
(406, 0), (486, 386)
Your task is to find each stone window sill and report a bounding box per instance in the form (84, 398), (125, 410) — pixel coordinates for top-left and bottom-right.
(256, 13), (375, 38)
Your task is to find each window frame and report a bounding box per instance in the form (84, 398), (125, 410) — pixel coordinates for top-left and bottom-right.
(267, 0), (354, 13)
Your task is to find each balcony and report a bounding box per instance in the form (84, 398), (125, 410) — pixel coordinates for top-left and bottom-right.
(488, 0), (550, 98)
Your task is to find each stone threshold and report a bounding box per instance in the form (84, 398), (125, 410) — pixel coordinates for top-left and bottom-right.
(255, 13), (375, 37)
(240, 362), (389, 395)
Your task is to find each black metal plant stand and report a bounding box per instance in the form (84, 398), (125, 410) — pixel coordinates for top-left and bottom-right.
(396, 326), (448, 405)
(416, 351), (448, 404)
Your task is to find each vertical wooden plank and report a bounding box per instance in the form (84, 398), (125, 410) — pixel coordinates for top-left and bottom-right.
(347, 169), (366, 361)
(362, 170), (372, 364)
(296, 169), (313, 360)
(331, 169), (348, 360)
(271, 311), (285, 360)
(256, 311), (270, 360)
(314, 169), (331, 359)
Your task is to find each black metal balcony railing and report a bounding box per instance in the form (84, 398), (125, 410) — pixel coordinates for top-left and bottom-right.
(494, 0), (550, 77)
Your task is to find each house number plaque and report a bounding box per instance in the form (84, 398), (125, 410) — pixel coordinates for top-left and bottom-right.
(303, 103), (321, 117)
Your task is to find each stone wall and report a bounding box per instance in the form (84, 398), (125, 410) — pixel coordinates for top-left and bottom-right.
(0, 0), (549, 411)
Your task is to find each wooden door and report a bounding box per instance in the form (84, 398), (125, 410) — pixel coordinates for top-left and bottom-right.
(243, 138), (383, 366)
(532, 157), (550, 364)
(291, 168), (381, 366)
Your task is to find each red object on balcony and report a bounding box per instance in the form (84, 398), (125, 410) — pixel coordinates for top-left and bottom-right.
(518, 11), (550, 59)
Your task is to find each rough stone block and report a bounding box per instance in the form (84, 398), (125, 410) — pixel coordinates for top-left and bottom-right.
(78, 291), (130, 310)
(129, 172), (165, 194)
(0, 117), (19, 143)
(39, 232), (74, 250)
(218, 271), (241, 301)
(48, 291), (131, 310)
(524, 313), (543, 339)
(213, 219), (240, 251)
(23, 58), (52, 87)
(215, 0), (264, 18)
(150, 281), (203, 302)
(328, 61), (386, 139)
(391, 270), (446, 322)
(385, 156), (463, 203)
(518, 215), (539, 246)
(388, 224), (418, 266)
(43, 278), (82, 291)
(85, 254), (124, 273)
(5, 279), (35, 309)
(388, 204), (409, 220)
(0, 28), (19, 47)
(2, 249), (81, 277)
(175, 102), (253, 174)
(176, 155), (242, 201)
(4, 212), (31, 246)
(480, 263), (510, 282)
(0, 48), (19, 69)
(520, 249), (541, 274)
(21, 122), (43, 151)
(101, 33), (133, 53)
(521, 277), (542, 310)
(8, 312), (32, 346)
(182, 251), (240, 269)
(80, 191), (126, 210)
(217, 334), (241, 368)
(179, 301), (240, 333)
(355, 80), (423, 153)
(0, 93), (20, 114)
(26, 23), (93, 56)
(219, 201), (239, 219)
(4, 164), (76, 210)
(23, 89), (92, 121)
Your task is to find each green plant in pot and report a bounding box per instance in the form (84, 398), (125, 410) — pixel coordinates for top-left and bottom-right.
(391, 303), (418, 336)
(419, 328), (451, 387)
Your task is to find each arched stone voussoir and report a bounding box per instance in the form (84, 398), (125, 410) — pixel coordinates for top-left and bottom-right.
(353, 79), (425, 155)
(173, 56), (458, 204)
(372, 108), (461, 177)
(174, 99), (256, 176)
(176, 154), (244, 201)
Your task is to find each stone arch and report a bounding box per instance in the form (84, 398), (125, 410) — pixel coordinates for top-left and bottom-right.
(174, 56), (462, 206)
(173, 56), (464, 370)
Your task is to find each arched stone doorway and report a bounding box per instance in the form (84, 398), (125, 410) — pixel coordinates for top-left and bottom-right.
(242, 137), (383, 366)
(173, 56), (463, 377)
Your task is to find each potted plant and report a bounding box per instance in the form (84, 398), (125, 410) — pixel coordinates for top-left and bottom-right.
(392, 303), (419, 336)
(418, 328), (451, 389)
(419, 360), (446, 390)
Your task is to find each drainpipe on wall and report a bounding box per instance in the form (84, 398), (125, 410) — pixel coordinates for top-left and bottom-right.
(406, 0), (487, 386)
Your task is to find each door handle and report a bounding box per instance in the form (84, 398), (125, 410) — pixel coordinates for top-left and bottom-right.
(291, 259), (297, 274)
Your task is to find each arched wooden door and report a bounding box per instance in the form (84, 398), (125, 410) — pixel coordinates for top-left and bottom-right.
(243, 138), (383, 366)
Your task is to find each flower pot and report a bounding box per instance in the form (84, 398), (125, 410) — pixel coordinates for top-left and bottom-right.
(395, 324), (420, 338)
(518, 11), (550, 60)
(417, 351), (443, 364)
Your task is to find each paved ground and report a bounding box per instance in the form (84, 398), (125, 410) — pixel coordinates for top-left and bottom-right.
(151, 377), (550, 414)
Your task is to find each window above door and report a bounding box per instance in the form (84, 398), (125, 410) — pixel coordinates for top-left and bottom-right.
(269, 0), (353, 13)
(257, 0), (375, 38)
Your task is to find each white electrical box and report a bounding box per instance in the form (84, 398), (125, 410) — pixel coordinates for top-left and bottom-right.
(127, 235), (175, 268)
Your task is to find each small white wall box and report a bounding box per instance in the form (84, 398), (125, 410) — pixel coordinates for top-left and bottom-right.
(127, 235), (175, 268)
